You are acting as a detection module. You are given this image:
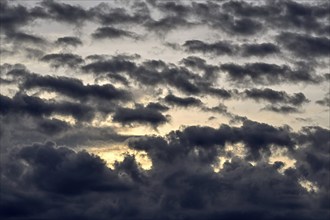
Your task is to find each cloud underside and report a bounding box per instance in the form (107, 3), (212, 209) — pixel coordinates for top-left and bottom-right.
(1, 124), (329, 220)
(0, 0), (329, 220)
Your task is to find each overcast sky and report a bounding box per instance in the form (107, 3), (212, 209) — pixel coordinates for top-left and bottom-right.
(0, 0), (329, 219)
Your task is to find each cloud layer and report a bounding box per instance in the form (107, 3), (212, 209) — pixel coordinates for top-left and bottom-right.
(0, 0), (329, 219)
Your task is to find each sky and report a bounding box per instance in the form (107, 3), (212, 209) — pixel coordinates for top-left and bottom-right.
(0, 0), (329, 219)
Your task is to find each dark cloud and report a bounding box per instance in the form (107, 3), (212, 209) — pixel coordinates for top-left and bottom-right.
(202, 103), (247, 125)
(41, 0), (90, 24)
(146, 16), (193, 33)
(183, 41), (281, 58)
(220, 62), (320, 85)
(277, 32), (330, 58)
(293, 126), (330, 190)
(92, 26), (139, 39)
(180, 56), (220, 81)
(1, 1), (330, 219)
(243, 88), (309, 106)
(0, 0), (39, 32)
(183, 40), (235, 55)
(222, 0), (330, 35)
(146, 102), (170, 112)
(241, 43), (280, 57)
(92, 4), (150, 25)
(220, 16), (263, 35)
(1, 123), (329, 220)
(82, 57), (203, 95)
(130, 119), (294, 161)
(164, 94), (202, 108)
(6, 31), (47, 45)
(24, 47), (45, 59)
(316, 93), (330, 107)
(21, 74), (131, 102)
(82, 57), (136, 74)
(0, 63), (28, 84)
(262, 105), (300, 114)
(37, 118), (71, 135)
(55, 36), (83, 47)
(112, 105), (169, 128)
(0, 93), (95, 121)
(40, 53), (84, 69)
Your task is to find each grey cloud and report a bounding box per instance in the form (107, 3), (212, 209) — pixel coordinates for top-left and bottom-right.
(40, 53), (84, 69)
(6, 31), (47, 45)
(21, 74), (131, 102)
(183, 40), (236, 55)
(55, 36), (83, 47)
(223, 0), (330, 35)
(241, 43), (280, 57)
(183, 41), (281, 58)
(0, 93), (95, 121)
(243, 88), (309, 106)
(1, 122), (329, 220)
(262, 105), (301, 114)
(316, 93), (330, 107)
(202, 103), (247, 125)
(277, 32), (330, 58)
(92, 26), (139, 40)
(220, 62), (320, 85)
(164, 94), (202, 108)
(92, 4), (150, 25)
(146, 102), (170, 112)
(40, 0), (90, 24)
(112, 105), (169, 128)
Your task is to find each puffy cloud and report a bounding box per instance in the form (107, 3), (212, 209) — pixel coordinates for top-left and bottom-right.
(164, 94), (202, 108)
(220, 62), (321, 85)
(243, 88), (309, 106)
(21, 74), (131, 102)
(1, 0), (329, 219)
(112, 105), (169, 128)
(277, 32), (330, 58)
(55, 36), (83, 47)
(241, 43), (280, 57)
(40, 53), (84, 69)
(92, 26), (139, 40)
(183, 40), (236, 55)
(0, 93), (95, 121)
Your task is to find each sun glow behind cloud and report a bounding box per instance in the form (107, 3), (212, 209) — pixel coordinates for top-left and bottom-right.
(88, 145), (152, 170)
(1, 0), (329, 219)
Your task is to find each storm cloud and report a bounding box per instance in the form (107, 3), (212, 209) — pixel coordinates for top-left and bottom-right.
(1, 0), (329, 220)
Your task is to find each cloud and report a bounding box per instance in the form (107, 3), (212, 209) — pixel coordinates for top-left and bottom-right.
(112, 105), (169, 128)
(202, 103), (247, 124)
(92, 3), (150, 25)
(243, 88), (309, 106)
(92, 26), (139, 39)
(55, 36), (83, 47)
(0, 0), (39, 32)
(0, 93), (95, 121)
(164, 94), (202, 107)
(40, 53), (84, 69)
(222, 0), (330, 35)
(21, 74), (131, 102)
(146, 102), (170, 112)
(6, 31), (47, 45)
(220, 62), (320, 85)
(40, 0), (90, 24)
(262, 105), (301, 114)
(183, 40), (236, 55)
(1, 1), (329, 219)
(316, 93), (330, 107)
(241, 43), (280, 57)
(1, 122), (329, 220)
(277, 32), (330, 58)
